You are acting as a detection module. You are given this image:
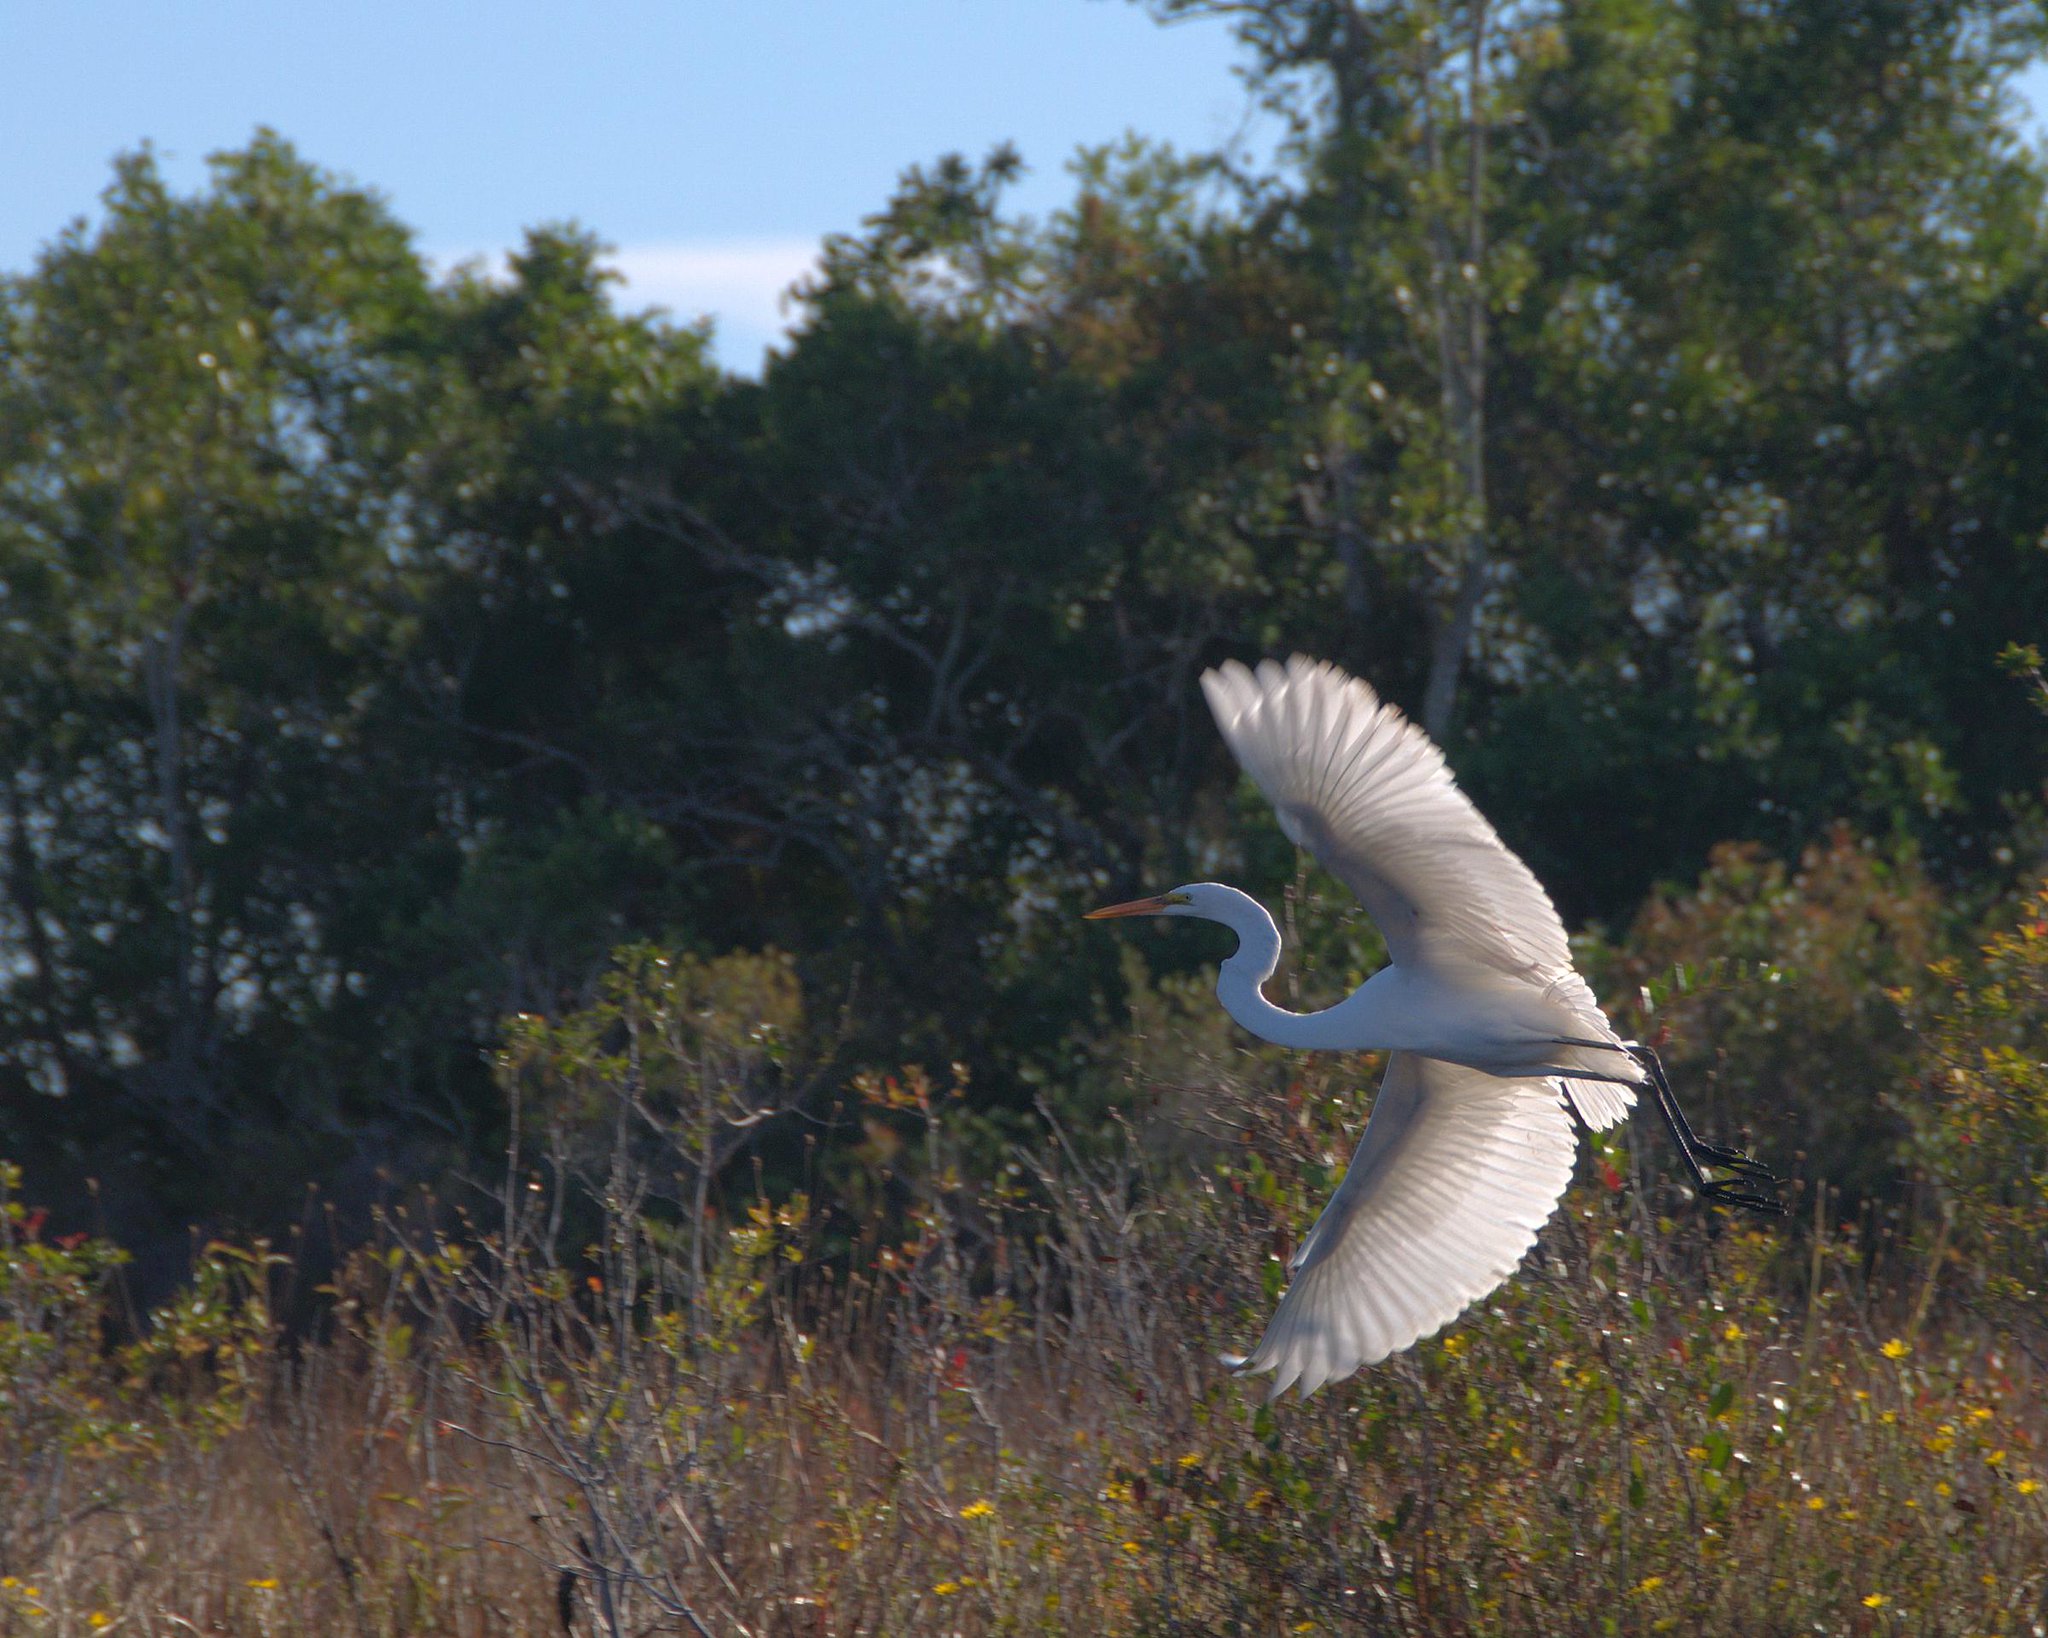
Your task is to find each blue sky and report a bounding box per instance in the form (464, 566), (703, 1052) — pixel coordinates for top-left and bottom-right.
(1, 2), (1268, 369)
(3, 3), (2041, 372)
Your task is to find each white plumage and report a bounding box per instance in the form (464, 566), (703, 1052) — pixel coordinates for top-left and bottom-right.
(1227, 1055), (1577, 1397)
(1087, 655), (1789, 1397)
(1201, 658), (1571, 983)
(1200, 656), (1635, 1130)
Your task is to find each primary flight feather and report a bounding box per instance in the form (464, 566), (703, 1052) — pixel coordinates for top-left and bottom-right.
(1087, 655), (1780, 1397)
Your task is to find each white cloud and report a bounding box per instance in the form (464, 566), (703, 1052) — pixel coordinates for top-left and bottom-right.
(429, 236), (822, 376)
(2019, 62), (2048, 137)
(608, 238), (821, 373)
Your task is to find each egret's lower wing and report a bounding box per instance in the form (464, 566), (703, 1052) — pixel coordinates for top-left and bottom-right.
(1563, 1076), (1634, 1131)
(1232, 1054), (1576, 1399)
(1546, 968), (1638, 1131)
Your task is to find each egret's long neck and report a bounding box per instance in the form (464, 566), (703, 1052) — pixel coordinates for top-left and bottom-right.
(1209, 893), (1353, 1051)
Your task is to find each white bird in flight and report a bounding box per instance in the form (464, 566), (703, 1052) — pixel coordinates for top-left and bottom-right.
(1087, 655), (1780, 1397)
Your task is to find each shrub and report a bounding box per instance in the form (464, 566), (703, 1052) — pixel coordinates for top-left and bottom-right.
(0, 939), (2042, 1634)
(1616, 827), (1949, 1207)
(1905, 884), (2048, 1330)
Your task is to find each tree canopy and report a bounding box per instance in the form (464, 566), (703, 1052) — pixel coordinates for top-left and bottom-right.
(2, 0), (2046, 1238)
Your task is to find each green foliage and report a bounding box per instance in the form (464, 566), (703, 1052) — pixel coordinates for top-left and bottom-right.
(2, 3), (2048, 1292)
(0, 134), (446, 1190)
(0, 1158), (274, 1587)
(6, 9), (2047, 1628)
(1909, 888), (2048, 1318)
(0, 1161), (139, 1475)
(1616, 827), (1951, 1204)
(0, 922), (2045, 1628)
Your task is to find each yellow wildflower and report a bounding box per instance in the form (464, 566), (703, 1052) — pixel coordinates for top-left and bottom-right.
(89, 1617), (112, 1631)
(246, 1579), (280, 1591)
(1122, 1540), (1142, 1554)
(1988, 1449), (2008, 1467)
(960, 1499), (995, 1520)
(1177, 1452), (1202, 1469)
(1441, 1333), (1466, 1357)
(1863, 1593), (1889, 1609)
(1806, 1496), (1827, 1511)
(1880, 1338), (1910, 1360)
(1723, 1323), (1743, 1343)
(933, 1580), (961, 1596)
(1968, 1406), (1995, 1422)
(1634, 1576), (1665, 1595)
(2019, 1478), (2042, 1496)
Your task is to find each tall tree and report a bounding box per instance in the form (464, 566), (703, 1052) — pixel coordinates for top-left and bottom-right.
(0, 137), (437, 1178)
(1154, 0), (1520, 736)
(1148, 0), (2045, 905)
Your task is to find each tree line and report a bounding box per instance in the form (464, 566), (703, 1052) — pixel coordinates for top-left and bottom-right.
(2, 0), (2045, 1245)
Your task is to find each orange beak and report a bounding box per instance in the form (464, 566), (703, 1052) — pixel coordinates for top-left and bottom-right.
(1084, 894), (1177, 920)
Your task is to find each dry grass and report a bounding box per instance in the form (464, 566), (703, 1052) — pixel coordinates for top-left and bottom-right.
(7, 918), (2048, 1636)
(4, 1085), (2046, 1636)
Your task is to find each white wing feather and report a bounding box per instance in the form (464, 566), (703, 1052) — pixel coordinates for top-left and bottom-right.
(1202, 654), (1633, 1130)
(1201, 655), (1569, 980)
(1231, 1054), (1576, 1398)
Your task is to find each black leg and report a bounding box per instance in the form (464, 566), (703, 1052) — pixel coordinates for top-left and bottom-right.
(1634, 1047), (1779, 1178)
(1625, 1043), (1785, 1215)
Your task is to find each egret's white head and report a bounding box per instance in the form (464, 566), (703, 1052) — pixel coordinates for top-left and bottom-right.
(1084, 882), (1254, 924)
(1085, 882), (1287, 1007)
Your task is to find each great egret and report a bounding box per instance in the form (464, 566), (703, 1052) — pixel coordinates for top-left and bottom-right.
(1087, 655), (1780, 1396)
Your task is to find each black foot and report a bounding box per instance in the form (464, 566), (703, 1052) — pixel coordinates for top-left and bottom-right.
(1701, 1179), (1788, 1215)
(1624, 1043), (1787, 1217)
(1692, 1141), (1781, 1182)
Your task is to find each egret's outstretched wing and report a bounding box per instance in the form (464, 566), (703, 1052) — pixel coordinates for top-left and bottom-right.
(1202, 654), (1568, 981)
(1202, 654), (1633, 1129)
(1231, 1054), (1575, 1397)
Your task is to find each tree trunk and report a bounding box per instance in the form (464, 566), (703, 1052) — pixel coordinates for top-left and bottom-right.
(1422, 536), (1488, 740)
(141, 601), (213, 1118)
(1421, 0), (1490, 744)
(4, 776), (74, 1097)
(1329, 5), (1375, 632)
